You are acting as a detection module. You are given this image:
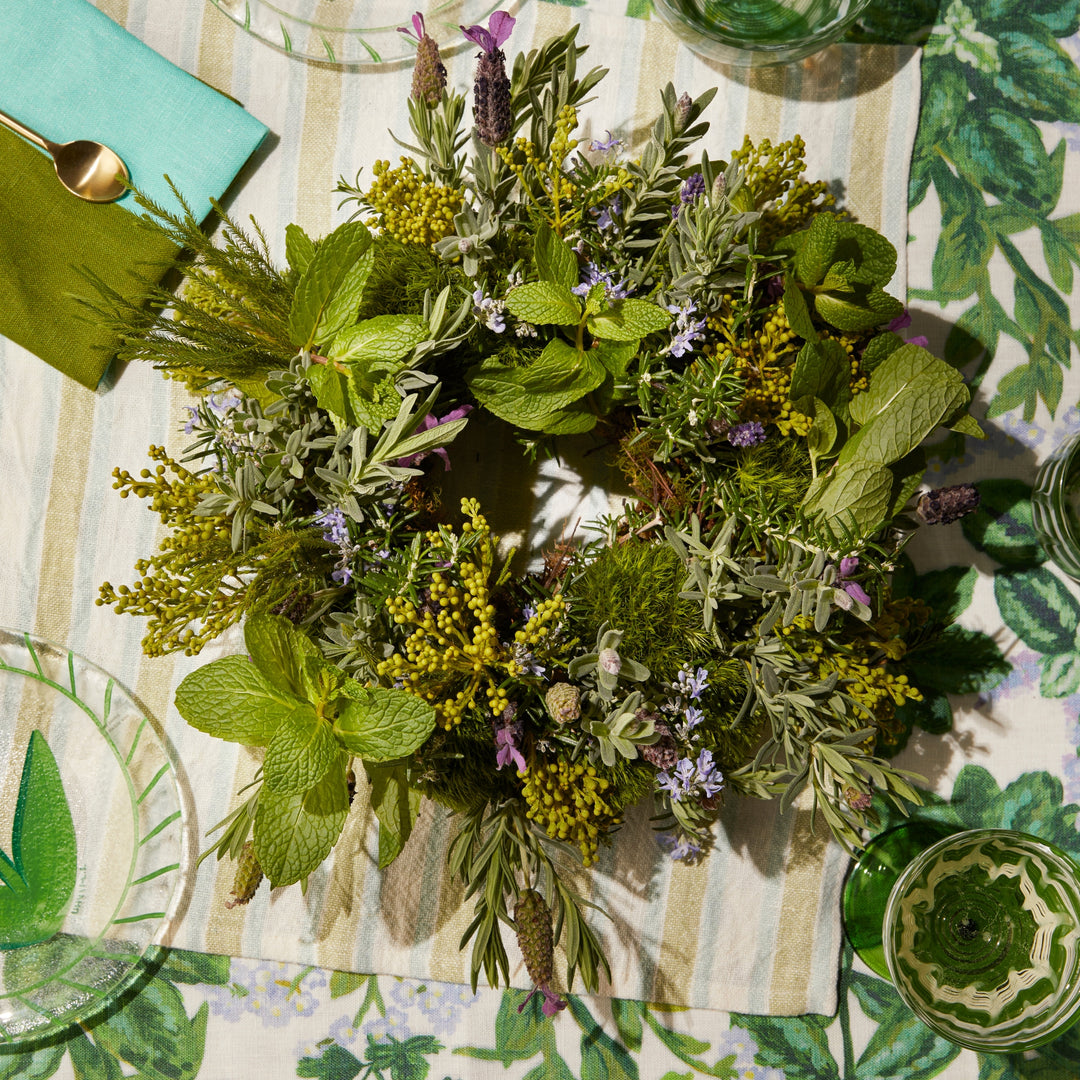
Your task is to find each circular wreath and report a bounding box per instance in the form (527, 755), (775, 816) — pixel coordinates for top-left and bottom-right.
(96, 14), (984, 1007)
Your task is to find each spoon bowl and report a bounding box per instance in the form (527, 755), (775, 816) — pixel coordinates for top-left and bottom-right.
(0, 108), (129, 203)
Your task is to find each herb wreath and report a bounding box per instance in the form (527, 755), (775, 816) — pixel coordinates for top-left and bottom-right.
(93, 14), (984, 1010)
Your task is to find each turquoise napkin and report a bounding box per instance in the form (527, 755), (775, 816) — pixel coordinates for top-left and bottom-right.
(0, 0), (268, 218)
(0, 0), (269, 388)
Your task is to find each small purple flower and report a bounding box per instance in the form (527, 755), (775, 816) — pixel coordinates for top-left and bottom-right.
(658, 832), (702, 862)
(836, 556), (871, 606)
(572, 262), (629, 299)
(589, 130), (622, 153)
(595, 193), (622, 232)
(657, 770), (683, 801)
(397, 405), (473, 471)
(887, 309), (928, 349)
(727, 421), (767, 448)
(495, 723), (526, 774)
(665, 299), (707, 358)
(676, 665), (709, 700)
(683, 705), (704, 730)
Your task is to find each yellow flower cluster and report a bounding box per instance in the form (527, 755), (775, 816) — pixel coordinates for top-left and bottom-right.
(363, 158), (463, 247)
(521, 757), (618, 866)
(376, 500), (561, 729)
(97, 446), (235, 655)
(495, 104), (585, 234)
(730, 135), (835, 245)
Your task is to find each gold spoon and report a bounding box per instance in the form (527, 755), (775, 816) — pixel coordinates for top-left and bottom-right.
(0, 107), (129, 203)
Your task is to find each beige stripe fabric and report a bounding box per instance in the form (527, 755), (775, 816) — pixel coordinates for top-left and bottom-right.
(0, 0), (921, 1015)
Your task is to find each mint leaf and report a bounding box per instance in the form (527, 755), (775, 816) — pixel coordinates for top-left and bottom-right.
(782, 273), (818, 342)
(0, 732), (77, 948)
(288, 222), (374, 350)
(264, 705), (339, 794)
(349, 374), (402, 430)
(537, 401), (598, 434)
(808, 460), (894, 535)
(285, 223), (316, 276)
(328, 314), (428, 368)
(860, 331), (905, 374)
(254, 754), (350, 887)
(505, 282), (581, 326)
(333, 687), (437, 761)
(593, 341), (638, 378)
(175, 655), (304, 746)
(534, 222), (578, 290)
(799, 396), (837, 469)
(365, 762), (423, 869)
(794, 213), (838, 286)
(814, 285), (904, 332)
(789, 339), (850, 409)
(832, 220), (898, 286)
(245, 612), (321, 699)
(467, 339), (605, 430)
(587, 298), (670, 342)
(308, 363), (359, 427)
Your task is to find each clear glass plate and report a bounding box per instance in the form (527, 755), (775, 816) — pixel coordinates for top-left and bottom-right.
(207, 0), (507, 67)
(0, 630), (189, 1045)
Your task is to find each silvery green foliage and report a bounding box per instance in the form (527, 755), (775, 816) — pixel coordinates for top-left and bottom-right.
(664, 156), (760, 305)
(433, 202), (500, 277)
(663, 514), (920, 850)
(584, 690), (660, 768)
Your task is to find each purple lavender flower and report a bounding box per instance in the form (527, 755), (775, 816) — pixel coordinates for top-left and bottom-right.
(462, 12), (515, 145)
(682, 705), (704, 731)
(472, 287), (506, 332)
(399, 13), (447, 107)
(727, 421), (767, 448)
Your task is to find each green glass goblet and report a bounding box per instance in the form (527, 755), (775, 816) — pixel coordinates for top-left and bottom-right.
(845, 826), (1080, 1052)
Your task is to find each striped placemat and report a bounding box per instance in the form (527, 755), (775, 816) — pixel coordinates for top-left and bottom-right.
(0, 0), (920, 1015)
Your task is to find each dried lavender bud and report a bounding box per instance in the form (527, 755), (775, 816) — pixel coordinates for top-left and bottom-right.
(270, 592), (312, 624)
(915, 483), (980, 526)
(641, 718), (678, 770)
(544, 682), (580, 724)
(514, 889), (555, 990)
(473, 47), (512, 146)
(225, 840), (263, 909)
(412, 32), (447, 107)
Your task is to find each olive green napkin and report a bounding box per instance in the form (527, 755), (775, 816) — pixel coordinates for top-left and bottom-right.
(0, 128), (178, 389)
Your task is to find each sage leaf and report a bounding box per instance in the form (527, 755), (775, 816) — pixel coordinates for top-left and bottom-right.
(333, 687), (437, 762)
(264, 705), (339, 794)
(245, 611), (321, 699)
(288, 222), (374, 350)
(365, 761), (423, 869)
(505, 281), (582, 326)
(254, 753), (350, 887)
(0, 732), (77, 948)
(586, 298), (671, 342)
(534, 222), (578, 290)
(175, 655), (305, 747)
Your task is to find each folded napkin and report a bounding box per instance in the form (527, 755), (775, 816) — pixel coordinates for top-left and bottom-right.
(0, 0), (269, 389)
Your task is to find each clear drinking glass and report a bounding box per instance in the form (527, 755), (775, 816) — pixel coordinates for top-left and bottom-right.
(845, 826), (1080, 1052)
(1031, 429), (1080, 581)
(652, 0), (874, 67)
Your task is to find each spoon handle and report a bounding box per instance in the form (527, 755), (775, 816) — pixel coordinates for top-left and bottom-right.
(0, 108), (51, 152)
